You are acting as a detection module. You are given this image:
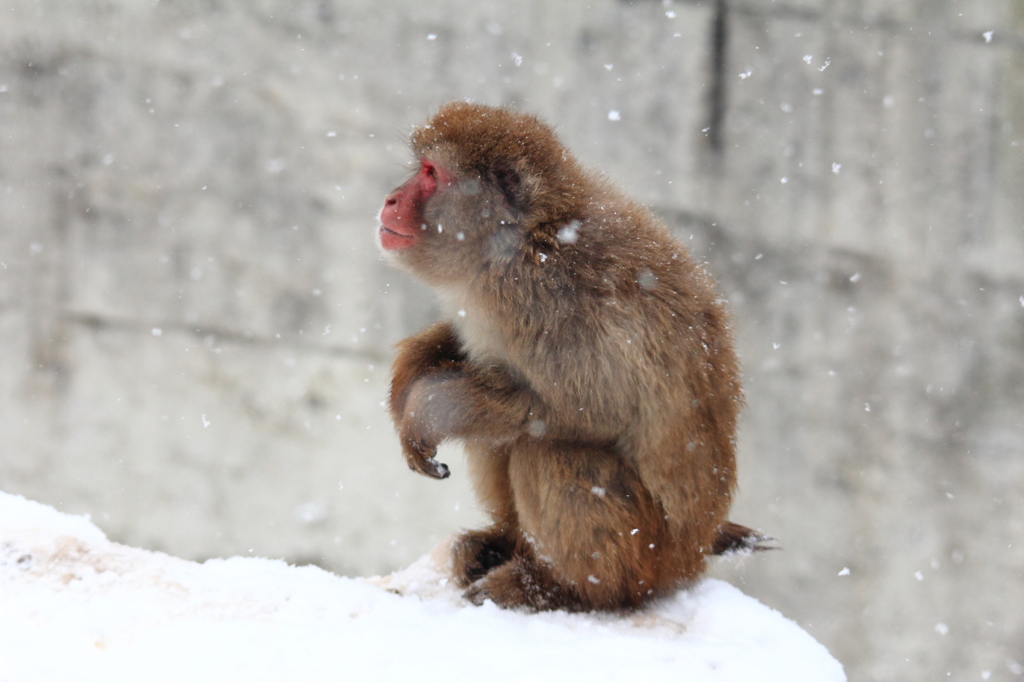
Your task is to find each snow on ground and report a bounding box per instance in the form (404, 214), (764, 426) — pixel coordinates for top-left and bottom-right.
(0, 491), (845, 681)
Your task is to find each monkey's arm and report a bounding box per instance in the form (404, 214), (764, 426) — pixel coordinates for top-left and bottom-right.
(390, 323), (466, 419)
(389, 323), (469, 478)
(398, 365), (536, 479)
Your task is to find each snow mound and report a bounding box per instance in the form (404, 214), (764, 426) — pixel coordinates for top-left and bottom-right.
(0, 490), (844, 681)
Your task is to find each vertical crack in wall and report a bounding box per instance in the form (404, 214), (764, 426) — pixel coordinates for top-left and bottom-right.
(706, 0), (728, 153)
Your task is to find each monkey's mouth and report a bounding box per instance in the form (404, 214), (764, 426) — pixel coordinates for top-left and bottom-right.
(378, 224), (416, 251)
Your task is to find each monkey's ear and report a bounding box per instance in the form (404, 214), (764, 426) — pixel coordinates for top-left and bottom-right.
(492, 164), (525, 210)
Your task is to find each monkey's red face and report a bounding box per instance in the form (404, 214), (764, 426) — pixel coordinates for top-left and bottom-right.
(379, 148), (525, 286)
(379, 159), (453, 251)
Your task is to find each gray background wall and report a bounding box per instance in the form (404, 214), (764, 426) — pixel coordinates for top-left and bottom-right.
(1, 1), (1021, 679)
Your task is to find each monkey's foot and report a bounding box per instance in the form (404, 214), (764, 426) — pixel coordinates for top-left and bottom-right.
(450, 528), (515, 587)
(463, 557), (572, 611)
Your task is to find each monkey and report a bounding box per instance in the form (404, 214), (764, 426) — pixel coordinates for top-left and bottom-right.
(378, 101), (760, 612)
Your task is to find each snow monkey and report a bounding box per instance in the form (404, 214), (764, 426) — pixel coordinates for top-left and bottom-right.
(379, 102), (759, 612)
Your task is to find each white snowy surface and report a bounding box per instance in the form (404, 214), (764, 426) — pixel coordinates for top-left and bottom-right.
(0, 490), (845, 681)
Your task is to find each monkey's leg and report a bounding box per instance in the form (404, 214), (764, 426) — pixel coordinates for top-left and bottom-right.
(451, 442), (519, 587)
(451, 527), (517, 587)
(464, 554), (573, 611)
(467, 439), (673, 611)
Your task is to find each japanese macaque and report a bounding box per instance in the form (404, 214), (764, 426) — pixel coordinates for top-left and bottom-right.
(379, 102), (758, 612)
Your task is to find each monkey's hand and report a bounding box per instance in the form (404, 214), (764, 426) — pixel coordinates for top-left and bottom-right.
(400, 433), (450, 480)
(398, 366), (536, 482)
(397, 373), (462, 480)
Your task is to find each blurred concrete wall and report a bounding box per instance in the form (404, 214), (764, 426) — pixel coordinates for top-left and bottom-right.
(1, 1), (1021, 679)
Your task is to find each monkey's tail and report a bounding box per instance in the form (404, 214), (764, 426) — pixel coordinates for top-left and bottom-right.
(712, 521), (776, 556)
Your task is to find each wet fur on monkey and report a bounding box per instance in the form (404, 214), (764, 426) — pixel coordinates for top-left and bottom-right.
(380, 102), (759, 612)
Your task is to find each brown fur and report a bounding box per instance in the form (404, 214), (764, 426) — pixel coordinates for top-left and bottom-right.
(382, 102), (757, 612)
